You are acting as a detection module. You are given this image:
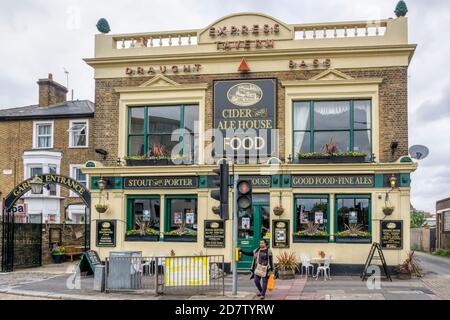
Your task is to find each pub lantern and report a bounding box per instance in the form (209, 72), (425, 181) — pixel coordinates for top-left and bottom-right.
(29, 175), (44, 195)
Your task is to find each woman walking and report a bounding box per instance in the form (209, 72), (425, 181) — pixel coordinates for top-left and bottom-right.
(240, 239), (274, 299)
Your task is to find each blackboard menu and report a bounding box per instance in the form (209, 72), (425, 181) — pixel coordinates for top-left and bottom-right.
(86, 250), (102, 266)
(272, 220), (290, 248)
(96, 220), (116, 247)
(79, 250), (102, 275)
(204, 220), (225, 248)
(380, 220), (403, 250)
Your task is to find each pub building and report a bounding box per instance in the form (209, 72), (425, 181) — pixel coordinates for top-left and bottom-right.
(83, 12), (417, 272)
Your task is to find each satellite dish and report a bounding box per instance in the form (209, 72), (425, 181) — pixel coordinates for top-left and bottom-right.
(409, 145), (429, 160)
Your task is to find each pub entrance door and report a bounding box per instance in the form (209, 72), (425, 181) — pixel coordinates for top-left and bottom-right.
(237, 194), (270, 270)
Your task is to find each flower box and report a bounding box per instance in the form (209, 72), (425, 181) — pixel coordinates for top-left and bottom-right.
(126, 159), (173, 166)
(51, 254), (65, 264)
(296, 156), (366, 164)
(335, 236), (372, 244)
(293, 235), (329, 243)
(125, 235), (160, 242)
(163, 235), (197, 242)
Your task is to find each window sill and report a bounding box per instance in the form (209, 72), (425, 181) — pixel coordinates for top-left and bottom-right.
(295, 156), (368, 164)
(125, 235), (160, 242)
(126, 159), (196, 166)
(162, 235), (197, 242)
(335, 236), (372, 244)
(68, 146), (89, 149)
(293, 236), (329, 243)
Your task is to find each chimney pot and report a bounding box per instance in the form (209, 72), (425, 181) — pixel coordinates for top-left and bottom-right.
(48, 73), (53, 81)
(37, 74), (67, 107)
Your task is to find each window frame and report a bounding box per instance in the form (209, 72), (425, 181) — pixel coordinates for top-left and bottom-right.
(292, 100), (372, 159)
(164, 195), (198, 241)
(33, 121), (54, 149)
(126, 195), (161, 241)
(127, 105), (198, 162)
(69, 165), (88, 197)
(334, 194), (372, 243)
(293, 194), (330, 243)
(68, 119), (89, 148)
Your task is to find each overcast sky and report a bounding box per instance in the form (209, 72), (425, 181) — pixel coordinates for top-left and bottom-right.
(0, 0), (449, 213)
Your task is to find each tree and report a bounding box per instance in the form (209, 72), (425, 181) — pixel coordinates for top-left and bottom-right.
(411, 210), (427, 228)
(395, 1), (408, 17)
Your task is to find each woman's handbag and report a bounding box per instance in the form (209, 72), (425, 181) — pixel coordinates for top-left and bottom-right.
(267, 273), (275, 291)
(254, 251), (269, 277)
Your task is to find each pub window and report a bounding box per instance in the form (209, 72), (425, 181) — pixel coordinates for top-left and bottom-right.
(294, 195), (329, 242)
(127, 105), (199, 163)
(165, 197), (198, 240)
(126, 197), (161, 240)
(335, 195), (371, 242)
(293, 100), (372, 160)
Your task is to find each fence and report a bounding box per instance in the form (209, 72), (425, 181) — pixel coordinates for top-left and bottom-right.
(105, 255), (225, 295)
(411, 227), (436, 252)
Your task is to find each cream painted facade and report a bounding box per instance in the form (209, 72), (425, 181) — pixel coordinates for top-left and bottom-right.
(84, 13), (417, 270)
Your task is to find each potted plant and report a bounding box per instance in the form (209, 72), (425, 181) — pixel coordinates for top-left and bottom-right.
(335, 224), (372, 243)
(95, 204), (109, 214)
(318, 251), (326, 259)
(294, 222), (328, 243)
(275, 251), (299, 280)
(125, 144), (186, 166)
(396, 251), (422, 280)
(297, 139), (367, 163)
(50, 246), (65, 264)
(273, 206), (285, 216)
(163, 223), (198, 242)
(125, 218), (160, 241)
(382, 206), (395, 216)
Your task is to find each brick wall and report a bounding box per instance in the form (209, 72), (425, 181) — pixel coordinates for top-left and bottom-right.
(42, 224), (86, 265)
(0, 118), (95, 218)
(93, 67), (408, 165)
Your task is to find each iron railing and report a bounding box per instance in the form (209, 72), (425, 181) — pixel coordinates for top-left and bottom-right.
(105, 255), (225, 295)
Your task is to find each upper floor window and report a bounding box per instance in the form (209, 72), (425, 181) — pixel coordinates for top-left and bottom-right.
(27, 164), (58, 197)
(127, 105), (199, 163)
(69, 120), (88, 147)
(70, 165), (87, 197)
(33, 121), (53, 149)
(293, 100), (372, 161)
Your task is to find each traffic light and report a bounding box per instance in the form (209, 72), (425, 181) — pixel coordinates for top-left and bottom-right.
(210, 163), (229, 220)
(237, 179), (252, 212)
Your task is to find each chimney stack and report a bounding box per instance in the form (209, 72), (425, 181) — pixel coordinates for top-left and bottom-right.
(37, 73), (68, 107)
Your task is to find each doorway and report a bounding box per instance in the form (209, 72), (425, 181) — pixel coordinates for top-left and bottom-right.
(237, 194), (270, 270)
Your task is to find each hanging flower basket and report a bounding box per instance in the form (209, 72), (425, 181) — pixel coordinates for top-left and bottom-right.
(382, 206), (395, 216)
(95, 204), (109, 214)
(273, 206), (285, 216)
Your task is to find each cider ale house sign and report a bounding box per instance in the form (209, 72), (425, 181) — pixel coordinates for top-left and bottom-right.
(213, 79), (276, 159)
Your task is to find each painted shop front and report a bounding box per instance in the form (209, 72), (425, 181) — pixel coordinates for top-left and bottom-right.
(83, 13), (417, 271)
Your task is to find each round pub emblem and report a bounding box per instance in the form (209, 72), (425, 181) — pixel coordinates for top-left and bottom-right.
(210, 222), (220, 229)
(276, 222), (286, 228)
(227, 83), (263, 107)
(102, 222), (111, 228)
(386, 222), (397, 229)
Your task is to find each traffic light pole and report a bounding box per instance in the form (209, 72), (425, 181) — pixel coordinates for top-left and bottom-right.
(232, 173), (238, 296)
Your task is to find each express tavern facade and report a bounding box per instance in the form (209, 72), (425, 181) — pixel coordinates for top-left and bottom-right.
(83, 13), (417, 270)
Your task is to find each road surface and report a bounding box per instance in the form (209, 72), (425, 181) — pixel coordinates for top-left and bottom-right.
(415, 251), (450, 276)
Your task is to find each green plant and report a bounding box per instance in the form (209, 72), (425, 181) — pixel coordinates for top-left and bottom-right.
(322, 138), (339, 156)
(297, 151), (367, 159)
(382, 206), (395, 216)
(95, 204), (108, 210)
(336, 224), (371, 237)
(275, 251), (299, 273)
(411, 210), (427, 228)
(165, 223), (197, 237)
(397, 251), (422, 277)
(434, 249), (450, 257)
(51, 246), (65, 255)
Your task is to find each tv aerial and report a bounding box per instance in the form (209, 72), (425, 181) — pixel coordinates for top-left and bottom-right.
(409, 145), (429, 160)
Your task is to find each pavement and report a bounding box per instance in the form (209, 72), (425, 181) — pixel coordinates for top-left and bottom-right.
(0, 253), (449, 300)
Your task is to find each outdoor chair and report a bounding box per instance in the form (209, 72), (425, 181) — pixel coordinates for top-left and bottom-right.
(300, 255), (314, 277)
(315, 256), (332, 281)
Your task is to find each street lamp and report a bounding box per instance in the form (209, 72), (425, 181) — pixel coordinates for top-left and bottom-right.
(29, 175), (44, 194)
